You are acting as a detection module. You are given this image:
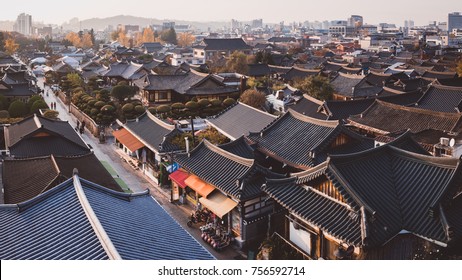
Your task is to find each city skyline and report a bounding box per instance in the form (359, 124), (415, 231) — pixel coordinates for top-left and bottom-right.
(1, 0), (460, 27)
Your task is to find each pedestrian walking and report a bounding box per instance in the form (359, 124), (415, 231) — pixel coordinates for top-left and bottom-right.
(80, 120), (86, 134)
(75, 120), (80, 131)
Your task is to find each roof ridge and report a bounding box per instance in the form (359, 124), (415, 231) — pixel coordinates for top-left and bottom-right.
(73, 175), (122, 260)
(430, 84), (462, 91)
(288, 108), (339, 128)
(203, 139), (254, 167)
(236, 102), (277, 118)
(302, 94), (323, 105)
(146, 110), (176, 130)
(338, 72), (364, 79)
(375, 99), (462, 117)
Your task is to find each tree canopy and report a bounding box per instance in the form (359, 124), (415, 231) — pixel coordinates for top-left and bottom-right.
(224, 51), (249, 74)
(239, 89), (266, 109)
(110, 84), (135, 103)
(293, 75), (333, 101)
(160, 28), (177, 45)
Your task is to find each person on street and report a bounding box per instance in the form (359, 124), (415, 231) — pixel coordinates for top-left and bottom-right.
(80, 120), (86, 134)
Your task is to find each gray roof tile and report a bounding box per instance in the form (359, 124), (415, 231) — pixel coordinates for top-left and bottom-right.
(206, 102), (276, 140)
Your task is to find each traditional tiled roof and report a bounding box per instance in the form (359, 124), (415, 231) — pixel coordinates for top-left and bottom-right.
(288, 94), (327, 120)
(263, 177), (363, 245)
(282, 67), (320, 82)
(119, 111), (180, 153)
(348, 100), (462, 134)
(140, 42), (164, 53)
(267, 37), (297, 43)
(206, 102), (276, 140)
(323, 90), (423, 120)
(4, 115), (90, 158)
(0, 83), (36, 97)
(201, 38), (251, 51)
(218, 136), (254, 159)
(322, 61), (348, 73)
(100, 61), (147, 80)
(387, 78), (432, 92)
(137, 69), (236, 96)
(0, 175), (214, 260)
(330, 72), (364, 98)
(51, 61), (75, 74)
(422, 70), (457, 80)
(248, 109), (357, 169)
(436, 77), (462, 87)
(175, 140), (255, 200)
(264, 144), (462, 248)
(2, 153), (123, 204)
(414, 85), (462, 113)
(247, 63), (271, 77)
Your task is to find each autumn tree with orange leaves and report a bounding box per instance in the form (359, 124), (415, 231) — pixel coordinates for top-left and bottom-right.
(4, 38), (19, 55)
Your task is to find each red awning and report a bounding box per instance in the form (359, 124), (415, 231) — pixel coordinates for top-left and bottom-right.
(169, 169), (189, 188)
(113, 128), (144, 152)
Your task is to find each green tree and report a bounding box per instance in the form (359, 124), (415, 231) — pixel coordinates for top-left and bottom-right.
(294, 75), (333, 101)
(161, 27), (178, 45)
(30, 100), (49, 113)
(67, 73), (83, 89)
(8, 100), (28, 118)
(239, 89), (266, 109)
(43, 110), (59, 119)
(110, 84), (135, 103)
(224, 51), (249, 74)
(27, 95), (43, 110)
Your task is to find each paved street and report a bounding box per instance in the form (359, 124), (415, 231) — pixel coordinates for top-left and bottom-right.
(37, 78), (245, 260)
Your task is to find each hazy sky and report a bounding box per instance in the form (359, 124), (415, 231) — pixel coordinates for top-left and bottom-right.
(2, 0), (461, 26)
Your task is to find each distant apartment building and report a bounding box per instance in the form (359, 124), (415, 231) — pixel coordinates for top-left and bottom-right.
(251, 19), (263, 29)
(348, 15), (363, 28)
(448, 12), (462, 34)
(13, 13), (32, 36)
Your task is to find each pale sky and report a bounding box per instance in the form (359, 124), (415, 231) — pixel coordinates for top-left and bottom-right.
(1, 0), (461, 26)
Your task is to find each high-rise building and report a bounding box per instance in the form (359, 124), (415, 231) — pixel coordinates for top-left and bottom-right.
(13, 13), (32, 36)
(348, 15), (363, 28)
(251, 19), (263, 29)
(448, 12), (462, 34)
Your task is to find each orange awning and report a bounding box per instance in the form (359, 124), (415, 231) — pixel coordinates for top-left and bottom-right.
(169, 169), (189, 188)
(113, 128), (144, 152)
(199, 191), (238, 219)
(184, 175), (215, 198)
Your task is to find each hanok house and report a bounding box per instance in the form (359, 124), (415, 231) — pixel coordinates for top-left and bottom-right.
(206, 102), (277, 141)
(2, 153), (123, 204)
(113, 111), (181, 183)
(3, 114), (91, 158)
(262, 139), (462, 260)
(319, 89), (423, 121)
(0, 71), (39, 102)
(100, 60), (148, 86)
(0, 173), (214, 260)
(193, 38), (252, 63)
(175, 139), (284, 247)
(247, 109), (374, 173)
(135, 69), (239, 106)
(413, 84), (462, 113)
(347, 100), (462, 138)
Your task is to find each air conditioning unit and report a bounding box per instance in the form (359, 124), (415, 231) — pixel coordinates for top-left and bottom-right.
(440, 137), (450, 146)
